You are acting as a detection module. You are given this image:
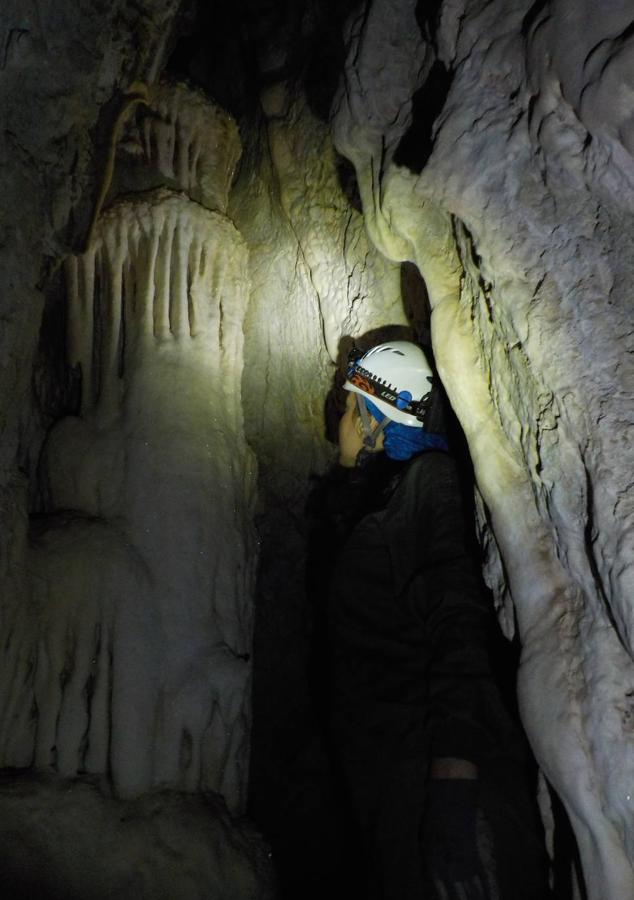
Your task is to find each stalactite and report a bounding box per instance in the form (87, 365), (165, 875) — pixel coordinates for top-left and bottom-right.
(130, 82), (241, 214)
(0, 83), (256, 813)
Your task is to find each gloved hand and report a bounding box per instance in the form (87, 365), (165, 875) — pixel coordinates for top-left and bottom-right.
(421, 778), (487, 900)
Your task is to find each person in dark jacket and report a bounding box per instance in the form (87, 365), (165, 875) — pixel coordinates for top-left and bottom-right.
(320, 340), (547, 900)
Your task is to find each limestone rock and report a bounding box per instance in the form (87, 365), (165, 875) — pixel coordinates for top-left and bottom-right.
(0, 187), (258, 809)
(2, 0), (634, 896)
(114, 81), (242, 213)
(0, 773), (274, 900)
(332, 1), (634, 896)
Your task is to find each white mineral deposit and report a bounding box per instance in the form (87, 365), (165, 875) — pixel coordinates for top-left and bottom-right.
(0, 0), (632, 897)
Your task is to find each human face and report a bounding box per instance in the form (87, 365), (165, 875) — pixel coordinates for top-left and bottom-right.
(338, 392), (385, 467)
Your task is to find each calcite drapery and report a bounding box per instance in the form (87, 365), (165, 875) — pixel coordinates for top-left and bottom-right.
(130, 81), (241, 213)
(333, 0), (634, 897)
(2, 0), (632, 894)
(0, 84), (256, 812)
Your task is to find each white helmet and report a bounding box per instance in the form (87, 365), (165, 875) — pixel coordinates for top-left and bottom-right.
(344, 341), (434, 427)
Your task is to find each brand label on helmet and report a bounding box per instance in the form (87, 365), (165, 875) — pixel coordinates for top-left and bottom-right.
(349, 371), (376, 396)
(348, 362), (431, 420)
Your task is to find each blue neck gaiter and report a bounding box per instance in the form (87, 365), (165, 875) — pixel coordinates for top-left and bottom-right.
(365, 399), (448, 461)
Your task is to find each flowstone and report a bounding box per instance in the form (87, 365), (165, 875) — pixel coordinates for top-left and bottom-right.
(0, 81), (264, 900)
(332, 0), (634, 896)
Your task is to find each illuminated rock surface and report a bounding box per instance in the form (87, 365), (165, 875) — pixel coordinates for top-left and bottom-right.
(0, 0), (633, 898)
(114, 81), (242, 213)
(0, 29), (271, 895)
(333, 1), (634, 897)
(9, 189), (255, 806)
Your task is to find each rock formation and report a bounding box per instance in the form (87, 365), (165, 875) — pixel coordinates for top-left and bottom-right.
(0, 43), (273, 896)
(332, 1), (634, 897)
(0, 0), (633, 898)
(1, 79), (256, 809)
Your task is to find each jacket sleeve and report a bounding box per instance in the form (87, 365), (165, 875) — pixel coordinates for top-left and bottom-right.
(382, 452), (497, 765)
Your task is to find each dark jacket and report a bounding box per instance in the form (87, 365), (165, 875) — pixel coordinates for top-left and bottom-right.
(326, 449), (496, 768)
(309, 448), (548, 900)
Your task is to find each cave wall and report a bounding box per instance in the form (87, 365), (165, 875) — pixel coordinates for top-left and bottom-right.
(5, 88), (257, 810)
(0, 0), (405, 894)
(230, 72), (411, 861)
(332, 1), (634, 897)
(2, 0), (634, 897)
(0, 3), (276, 896)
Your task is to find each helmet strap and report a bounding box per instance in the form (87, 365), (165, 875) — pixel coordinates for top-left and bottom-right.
(356, 394), (389, 449)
